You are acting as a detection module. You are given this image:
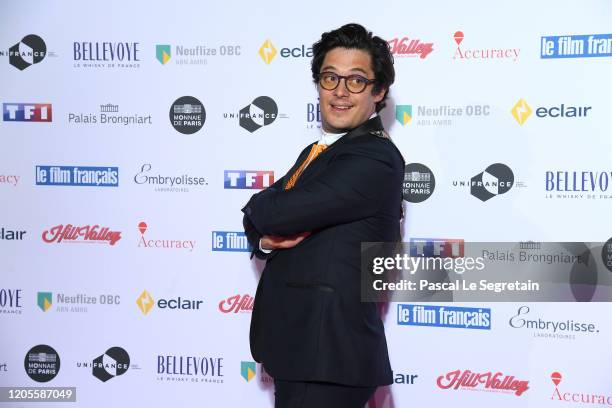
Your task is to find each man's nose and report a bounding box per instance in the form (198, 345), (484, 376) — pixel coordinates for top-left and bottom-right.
(333, 78), (350, 97)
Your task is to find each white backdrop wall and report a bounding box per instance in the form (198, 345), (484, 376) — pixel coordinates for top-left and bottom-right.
(1, 1), (612, 407)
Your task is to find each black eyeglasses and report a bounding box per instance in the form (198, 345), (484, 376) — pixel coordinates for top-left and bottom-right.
(317, 71), (376, 94)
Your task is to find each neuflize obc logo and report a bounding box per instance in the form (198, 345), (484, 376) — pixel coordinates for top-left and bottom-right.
(397, 304), (491, 330)
(36, 166), (118, 187)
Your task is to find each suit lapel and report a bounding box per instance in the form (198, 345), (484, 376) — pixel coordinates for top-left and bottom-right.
(286, 116), (387, 189)
(282, 142), (317, 190)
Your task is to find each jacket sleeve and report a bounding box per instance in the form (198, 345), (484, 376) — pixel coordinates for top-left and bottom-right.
(242, 175), (285, 259)
(242, 141), (401, 236)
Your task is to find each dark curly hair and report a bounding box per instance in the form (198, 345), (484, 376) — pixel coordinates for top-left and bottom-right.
(311, 23), (395, 112)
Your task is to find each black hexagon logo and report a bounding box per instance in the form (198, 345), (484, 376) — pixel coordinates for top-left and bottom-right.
(239, 96), (278, 133)
(9, 34), (46, 71)
(92, 347), (130, 382)
(470, 163), (514, 202)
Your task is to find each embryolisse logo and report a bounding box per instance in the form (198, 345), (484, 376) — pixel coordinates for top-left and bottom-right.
(133, 164), (207, 193)
(508, 306), (599, 340)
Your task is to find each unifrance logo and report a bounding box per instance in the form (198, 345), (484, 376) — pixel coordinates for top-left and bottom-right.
(3, 103), (52, 122)
(511, 99), (592, 125)
(541, 34), (612, 59)
(224, 170), (274, 189)
(211, 231), (250, 252)
(91, 347), (130, 382)
(156, 44), (171, 64)
(137, 221), (196, 252)
(238, 96), (279, 133)
(218, 294), (254, 314)
(437, 370), (529, 396)
(397, 304), (491, 330)
(42, 224), (122, 246)
(36, 166), (118, 187)
(470, 163), (514, 202)
(388, 37), (434, 59)
(4, 35), (47, 70)
(395, 105), (412, 126)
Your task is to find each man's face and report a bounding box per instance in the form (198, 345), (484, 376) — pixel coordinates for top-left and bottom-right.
(318, 47), (385, 133)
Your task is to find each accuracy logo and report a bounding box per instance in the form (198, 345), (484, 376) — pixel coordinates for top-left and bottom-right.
(453, 31), (520, 62)
(137, 221), (196, 252)
(258, 39), (277, 64)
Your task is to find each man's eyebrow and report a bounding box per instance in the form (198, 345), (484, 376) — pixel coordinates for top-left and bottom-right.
(320, 65), (369, 75)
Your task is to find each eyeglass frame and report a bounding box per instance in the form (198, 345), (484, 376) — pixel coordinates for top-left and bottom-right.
(316, 71), (377, 94)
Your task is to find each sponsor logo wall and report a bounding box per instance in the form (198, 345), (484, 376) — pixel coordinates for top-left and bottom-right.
(2, 2), (610, 408)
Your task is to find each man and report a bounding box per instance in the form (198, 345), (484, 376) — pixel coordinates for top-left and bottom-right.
(242, 23), (404, 407)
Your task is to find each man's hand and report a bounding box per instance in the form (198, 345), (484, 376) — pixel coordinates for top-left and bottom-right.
(260, 232), (311, 250)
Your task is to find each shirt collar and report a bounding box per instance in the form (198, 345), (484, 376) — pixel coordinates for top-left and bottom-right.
(318, 112), (378, 146)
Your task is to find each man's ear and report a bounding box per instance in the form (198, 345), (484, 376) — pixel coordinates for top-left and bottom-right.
(373, 87), (387, 103)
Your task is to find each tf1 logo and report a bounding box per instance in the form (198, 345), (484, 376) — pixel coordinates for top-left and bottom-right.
(224, 170), (274, 189)
(3, 103), (52, 122)
(409, 238), (464, 258)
